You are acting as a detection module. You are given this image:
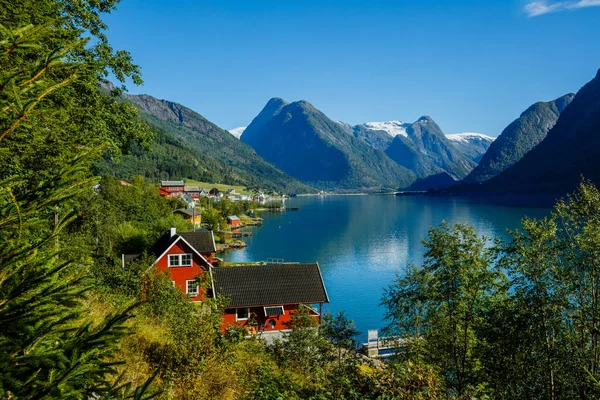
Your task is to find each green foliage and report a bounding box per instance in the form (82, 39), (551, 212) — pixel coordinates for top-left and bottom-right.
(0, 4), (153, 189)
(383, 180), (600, 399)
(383, 222), (501, 396)
(76, 175), (190, 257)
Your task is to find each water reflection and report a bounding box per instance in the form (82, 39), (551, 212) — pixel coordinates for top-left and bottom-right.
(222, 195), (548, 340)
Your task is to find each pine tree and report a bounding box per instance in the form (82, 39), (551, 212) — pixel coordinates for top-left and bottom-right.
(0, 21), (156, 400)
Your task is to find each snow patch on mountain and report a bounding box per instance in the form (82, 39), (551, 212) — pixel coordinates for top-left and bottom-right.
(228, 126), (246, 139)
(446, 132), (495, 143)
(361, 121), (408, 138)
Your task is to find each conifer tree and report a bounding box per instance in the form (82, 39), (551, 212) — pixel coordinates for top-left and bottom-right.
(0, 14), (155, 400)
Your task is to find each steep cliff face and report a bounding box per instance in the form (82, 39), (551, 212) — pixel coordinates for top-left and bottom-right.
(385, 116), (476, 180)
(240, 98), (415, 190)
(482, 71), (600, 195)
(463, 93), (575, 184)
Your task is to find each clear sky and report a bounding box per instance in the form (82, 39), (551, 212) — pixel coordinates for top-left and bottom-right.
(104, 0), (600, 136)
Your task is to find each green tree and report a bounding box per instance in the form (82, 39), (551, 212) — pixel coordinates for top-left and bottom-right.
(0, 0), (153, 188)
(321, 311), (360, 367)
(383, 222), (502, 397)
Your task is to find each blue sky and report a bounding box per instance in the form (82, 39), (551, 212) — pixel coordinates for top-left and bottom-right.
(104, 0), (600, 136)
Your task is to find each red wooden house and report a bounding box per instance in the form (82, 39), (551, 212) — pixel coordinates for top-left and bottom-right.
(213, 263), (329, 334)
(227, 215), (241, 227)
(158, 180), (185, 198)
(124, 228), (329, 333)
(131, 227), (217, 301)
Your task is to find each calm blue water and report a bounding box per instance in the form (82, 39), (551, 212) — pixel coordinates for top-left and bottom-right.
(221, 195), (549, 341)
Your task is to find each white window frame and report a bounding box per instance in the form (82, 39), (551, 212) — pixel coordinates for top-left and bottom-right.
(236, 308), (250, 321)
(171, 280), (176, 287)
(168, 253), (193, 267)
(186, 279), (199, 296)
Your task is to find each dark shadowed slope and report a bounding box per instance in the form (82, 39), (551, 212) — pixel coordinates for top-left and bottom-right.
(384, 117), (476, 180)
(480, 70), (600, 195)
(463, 93), (574, 184)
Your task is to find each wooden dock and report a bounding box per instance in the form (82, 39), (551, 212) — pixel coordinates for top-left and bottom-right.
(363, 330), (406, 358)
(218, 230), (253, 238)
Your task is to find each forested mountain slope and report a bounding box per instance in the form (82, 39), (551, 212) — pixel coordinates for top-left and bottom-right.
(463, 93), (574, 184)
(95, 85), (313, 193)
(481, 70), (600, 194)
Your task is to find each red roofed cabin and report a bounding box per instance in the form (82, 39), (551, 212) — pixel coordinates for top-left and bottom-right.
(213, 263), (329, 334)
(124, 227), (217, 301)
(227, 215), (241, 227)
(159, 180), (185, 198)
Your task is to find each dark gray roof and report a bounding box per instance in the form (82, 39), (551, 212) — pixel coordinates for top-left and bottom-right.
(149, 229), (215, 258)
(173, 208), (197, 217)
(179, 231), (216, 253)
(161, 180), (184, 186)
(212, 263), (329, 308)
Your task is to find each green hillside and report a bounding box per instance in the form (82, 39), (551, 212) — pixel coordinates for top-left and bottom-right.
(94, 87), (313, 193)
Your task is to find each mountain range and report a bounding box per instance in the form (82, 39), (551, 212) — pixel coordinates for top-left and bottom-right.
(241, 98), (416, 191)
(463, 94), (574, 184)
(478, 70), (600, 194)
(95, 82), (312, 193)
(239, 98), (495, 189)
(97, 67), (600, 197)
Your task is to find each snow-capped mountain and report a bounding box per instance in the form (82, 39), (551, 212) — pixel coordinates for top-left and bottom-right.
(446, 132), (495, 143)
(228, 126), (246, 139)
(359, 120), (409, 138)
(445, 133), (495, 163)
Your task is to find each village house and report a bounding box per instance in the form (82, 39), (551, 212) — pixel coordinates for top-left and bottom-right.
(183, 185), (202, 200)
(227, 215), (241, 227)
(159, 180), (185, 198)
(123, 227), (329, 334)
(213, 263), (329, 334)
(173, 208), (202, 227)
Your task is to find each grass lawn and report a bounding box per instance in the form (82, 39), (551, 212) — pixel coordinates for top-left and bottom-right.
(184, 179), (253, 195)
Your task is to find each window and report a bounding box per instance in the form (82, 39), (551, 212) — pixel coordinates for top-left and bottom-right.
(181, 254), (192, 266)
(186, 280), (198, 296)
(236, 308), (249, 321)
(168, 253), (193, 267)
(264, 306), (285, 316)
(172, 281), (176, 287)
(268, 320), (276, 329)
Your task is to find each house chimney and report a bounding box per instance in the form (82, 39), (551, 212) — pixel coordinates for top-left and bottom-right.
(170, 227), (177, 237)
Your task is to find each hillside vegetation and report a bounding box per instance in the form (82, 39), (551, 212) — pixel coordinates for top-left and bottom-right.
(96, 86), (313, 194)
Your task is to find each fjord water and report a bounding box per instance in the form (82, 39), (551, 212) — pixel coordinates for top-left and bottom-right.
(221, 195), (549, 341)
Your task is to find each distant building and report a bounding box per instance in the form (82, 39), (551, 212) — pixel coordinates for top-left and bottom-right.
(184, 185), (201, 199)
(227, 215), (241, 227)
(173, 208), (202, 226)
(159, 180), (185, 198)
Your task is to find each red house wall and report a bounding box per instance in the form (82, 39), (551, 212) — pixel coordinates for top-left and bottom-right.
(155, 240), (210, 301)
(220, 304), (321, 333)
